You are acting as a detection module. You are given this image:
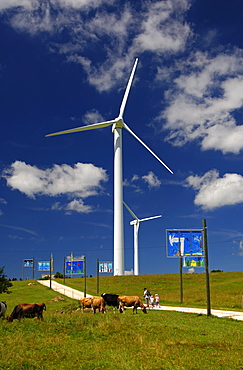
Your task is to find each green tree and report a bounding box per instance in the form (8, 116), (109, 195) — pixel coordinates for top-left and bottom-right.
(0, 266), (13, 294)
(54, 271), (64, 278)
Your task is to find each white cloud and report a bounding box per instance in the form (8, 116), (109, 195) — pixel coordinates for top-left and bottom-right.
(0, 0), (113, 12)
(0, 0), (33, 11)
(238, 240), (243, 257)
(0, 198), (7, 204)
(52, 199), (93, 214)
(142, 171), (161, 189)
(186, 169), (243, 210)
(82, 109), (104, 125)
(0, 0), (192, 92)
(159, 50), (243, 154)
(66, 199), (93, 213)
(133, 0), (191, 54)
(124, 172), (162, 192)
(2, 161), (108, 199)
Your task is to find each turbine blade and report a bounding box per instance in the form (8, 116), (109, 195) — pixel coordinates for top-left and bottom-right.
(139, 215), (162, 222)
(123, 201), (139, 221)
(119, 58), (139, 118)
(123, 123), (173, 174)
(46, 120), (115, 137)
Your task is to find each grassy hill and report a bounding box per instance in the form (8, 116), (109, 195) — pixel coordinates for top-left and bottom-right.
(55, 271), (243, 311)
(0, 272), (243, 370)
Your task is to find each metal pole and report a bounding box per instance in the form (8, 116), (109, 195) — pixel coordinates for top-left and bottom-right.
(179, 255), (183, 304)
(84, 256), (86, 297)
(96, 258), (99, 295)
(202, 219), (211, 316)
(179, 238), (183, 303)
(22, 262), (24, 281)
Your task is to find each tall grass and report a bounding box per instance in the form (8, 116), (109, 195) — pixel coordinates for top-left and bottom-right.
(0, 275), (243, 369)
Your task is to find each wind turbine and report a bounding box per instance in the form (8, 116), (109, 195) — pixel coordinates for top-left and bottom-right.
(46, 58), (173, 276)
(123, 201), (162, 275)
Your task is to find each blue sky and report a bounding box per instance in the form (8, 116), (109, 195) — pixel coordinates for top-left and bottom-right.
(1, 0), (243, 279)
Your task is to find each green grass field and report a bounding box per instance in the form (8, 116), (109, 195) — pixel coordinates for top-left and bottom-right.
(0, 272), (243, 369)
(56, 271), (243, 310)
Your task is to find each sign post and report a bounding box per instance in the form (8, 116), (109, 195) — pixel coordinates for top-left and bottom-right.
(96, 258), (99, 295)
(166, 228), (204, 304)
(202, 219), (211, 316)
(84, 256), (86, 298)
(23, 259), (34, 280)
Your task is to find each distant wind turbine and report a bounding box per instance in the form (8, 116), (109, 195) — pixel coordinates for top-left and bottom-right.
(123, 201), (162, 275)
(46, 58), (173, 276)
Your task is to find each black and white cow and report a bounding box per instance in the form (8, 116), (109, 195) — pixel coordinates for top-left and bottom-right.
(101, 293), (120, 312)
(0, 301), (7, 318)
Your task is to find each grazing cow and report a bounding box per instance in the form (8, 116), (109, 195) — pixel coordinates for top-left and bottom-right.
(0, 301), (7, 318)
(7, 303), (46, 322)
(101, 293), (120, 312)
(80, 297), (93, 313)
(91, 297), (106, 314)
(118, 295), (147, 314)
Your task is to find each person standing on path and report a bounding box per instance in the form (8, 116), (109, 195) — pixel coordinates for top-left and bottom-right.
(143, 288), (151, 307)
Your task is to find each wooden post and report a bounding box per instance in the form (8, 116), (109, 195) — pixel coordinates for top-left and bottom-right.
(96, 258), (99, 295)
(63, 257), (66, 284)
(50, 253), (53, 290)
(202, 219), (211, 316)
(32, 257), (35, 280)
(84, 256), (86, 298)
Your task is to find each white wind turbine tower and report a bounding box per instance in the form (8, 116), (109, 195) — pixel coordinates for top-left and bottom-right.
(123, 201), (162, 275)
(46, 58), (173, 276)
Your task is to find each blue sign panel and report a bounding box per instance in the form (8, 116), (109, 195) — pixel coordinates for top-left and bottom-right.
(66, 260), (84, 274)
(23, 259), (33, 267)
(99, 262), (113, 273)
(166, 230), (203, 258)
(38, 261), (50, 271)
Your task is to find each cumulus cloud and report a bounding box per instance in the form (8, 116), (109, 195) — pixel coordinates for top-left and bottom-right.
(82, 109), (105, 125)
(142, 171), (161, 189)
(158, 50), (243, 154)
(2, 161), (108, 213)
(124, 172), (161, 192)
(186, 169), (243, 210)
(52, 199), (93, 214)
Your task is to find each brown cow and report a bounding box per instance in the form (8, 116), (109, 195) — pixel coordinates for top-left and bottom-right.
(80, 297), (93, 313)
(7, 303), (46, 322)
(118, 295), (147, 314)
(91, 297), (106, 314)
(80, 296), (106, 314)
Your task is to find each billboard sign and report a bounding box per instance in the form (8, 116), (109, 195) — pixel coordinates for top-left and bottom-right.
(99, 262), (113, 273)
(38, 261), (51, 271)
(65, 256), (84, 274)
(166, 229), (203, 258)
(23, 259), (33, 267)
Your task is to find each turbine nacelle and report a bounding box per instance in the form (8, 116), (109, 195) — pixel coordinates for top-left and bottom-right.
(112, 117), (124, 132)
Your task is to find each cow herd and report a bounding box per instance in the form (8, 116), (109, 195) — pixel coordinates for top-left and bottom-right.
(0, 293), (146, 322)
(80, 293), (147, 314)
